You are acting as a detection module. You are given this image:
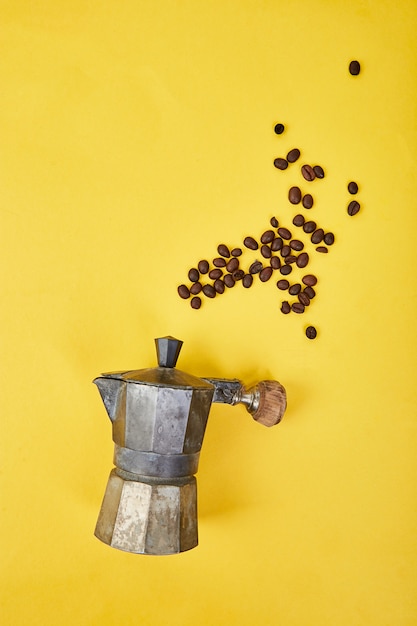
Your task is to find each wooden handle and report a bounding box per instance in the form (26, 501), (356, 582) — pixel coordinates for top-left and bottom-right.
(251, 380), (287, 427)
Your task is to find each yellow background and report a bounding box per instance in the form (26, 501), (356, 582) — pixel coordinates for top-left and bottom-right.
(1, 1), (417, 624)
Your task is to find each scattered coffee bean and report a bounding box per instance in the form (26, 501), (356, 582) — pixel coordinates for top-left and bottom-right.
(188, 268), (199, 282)
(292, 302), (305, 314)
(287, 148), (301, 163)
(298, 292), (310, 306)
(303, 220), (316, 233)
(231, 247), (242, 257)
(348, 181), (358, 194)
(281, 301), (291, 314)
(226, 257), (239, 272)
(280, 264), (292, 275)
(270, 216), (279, 228)
(178, 284), (190, 299)
(324, 232), (335, 245)
(280, 245), (291, 257)
(274, 158), (288, 170)
(233, 269), (245, 281)
(285, 255), (297, 264)
(190, 282), (202, 294)
(209, 268), (223, 280)
(288, 186), (302, 204)
(278, 227), (292, 240)
(270, 256), (281, 269)
(217, 244), (230, 258)
(289, 283), (301, 295)
(198, 260), (209, 274)
(214, 279), (225, 294)
(249, 260), (263, 274)
(202, 284), (216, 298)
(347, 200), (360, 216)
(259, 267), (273, 282)
(302, 274), (317, 286)
(301, 164), (316, 181)
(213, 257), (227, 267)
(290, 239), (304, 251)
(261, 230), (275, 244)
(296, 252), (309, 268)
(306, 326), (317, 339)
(311, 228), (324, 244)
(302, 194), (314, 209)
(242, 274), (253, 288)
(277, 279), (290, 290)
(223, 274), (235, 288)
(274, 123), (285, 134)
(349, 60), (361, 75)
(316, 246), (328, 253)
(313, 165), (325, 178)
(191, 296), (201, 309)
(244, 236), (259, 250)
(293, 214), (305, 227)
(304, 286), (316, 299)
(271, 237), (283, 251)
(261, 244), (272, 258)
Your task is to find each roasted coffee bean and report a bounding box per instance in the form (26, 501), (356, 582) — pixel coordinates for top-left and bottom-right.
(259, 267), (273, 282)
(311, 228), (324, 244)
(292, 302), (305, 314)
(290, 239), (304, 251)
(270, 216), (279, 228)
(249, 260), (263, 274)
(306, 326), (317, 339)
(280, 245), (291, 257)
(298, 292), (310, 306)
(303, 220), (316, 233)
(188, 268), (199, 282)
(288, 186), (302, 204)
(202, 284), (216, 298)
(217, 244), (230, 258)
(190, 282), (202, 294)
(313, 165), (325, 178)
(178, 284), (190, 299)
(261, 244), (272, 258)
(289, 283), (301, 295)
(226, 257), (239, 272)
(348, 181), (358, 194)
(302, 274), (317, 286)
(242, 274), (253, 288)
(280, 264), (292, 275)
(209, 268), (223, 280)
(231, 247), (242, 257)
(278, 227), (292, 240)
(293, 214), (305, 227)
(214, 279), (225, 294)
(270, 256), (281, 270)
(244, 236), (259, 250)
(281, 301), (291, 314)
(304, 286), (316, 299)
(233, 269), (245, 281)
(191, 296), (201, 309)
(324, 232), (335, 245)
(287, 148), (301, 163)
(213, 257), (227, 267)
(296, 252), (309, 268)
(348, 200), (360, 216)
(316, 246), (328, 253)
(223, 274), (235, 288)
(198, 260), (209, 274)
(349, 60), (361, 75)
(261, 230), (275, 244)
(271, 237), (283, 251)
(277, 279), (290, 290)
(302, 194), (314, 209)
(285, 255), (297, 264)
(301, 164), (315, 181)
(274, 157), (288, 170)
(274, 123), (285, 134)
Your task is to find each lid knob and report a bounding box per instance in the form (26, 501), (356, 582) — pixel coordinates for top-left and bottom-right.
(155, 336), (183, 368)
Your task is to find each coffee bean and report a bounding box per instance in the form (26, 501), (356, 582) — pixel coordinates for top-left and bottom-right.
(214, 279), (225, 294)
(244, 236), (259, 250)
(301, 164), (316, 181)
(311, 228), (324, 244)
(271, 237), (283, 251)
(223, 274), (235, 288)
(306, 326), (317, 339)
(188, 268), (199, 282)
(289, 186), (302, 204)
(270, 216), (279, 228)
(178, 284), (190, 299)
(293, 214), (305, 227)
(348, 181), (358, 194)
(261, 244), (272, 258)
(302, 274), (317, 286)
(274, 158), (288, 170)
(280, 245), (291, 257)
(202, 284), (216, 298)
(261, 230), (275, 244)
(231, 247), (242, 257)
(233, 269), (245, 281)
(242, 274), (253, 288)
(324, 232), (335, 245)
(277, 279), (290, 290)
(270, 256), (281, 269)
(302, 194), (314, 209)
(278, 227), (292, 240)
(285, 255), (297, 264)
(213, 257), (227, 267)
(209, 268), (223, 280)
(348, 200), (360, 216)
(303, 220), (316, 233)
(290, 239), (304, 251)
(191, 296), (201, 309)
(217, 244), (230, 258)
(313, 165), (325, 178)
(349, 60), (360, 75)
(280, 264), (292, 275)
(226, 257), (239, 272)
(259, 267), (273, 282)
(198, 260), (209, 274)
(296, 252), (309, 268)
(298, 292), (310, 306)
(190, 282), (202, 294)
(304, 286), (316, 299)
(281, 301), (291, 314)
(287, 148), (300, 163)
(289, 283), (301, 295)
(249, 260), (263, 274)
(316, 246), (328, 253)
(292, 302), (305, 314)
(274, 123), (285, 134)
